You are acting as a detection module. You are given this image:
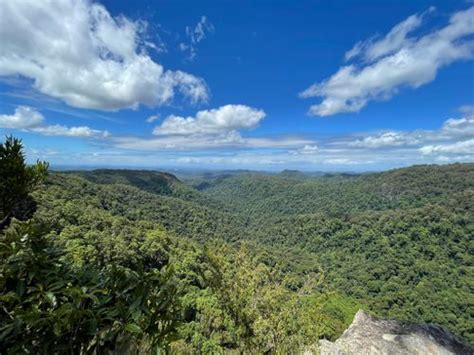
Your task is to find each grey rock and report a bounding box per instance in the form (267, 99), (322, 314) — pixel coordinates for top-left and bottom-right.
(316, 310), (473, 355)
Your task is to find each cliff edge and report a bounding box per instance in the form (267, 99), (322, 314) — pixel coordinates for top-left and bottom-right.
(315, 310), (473, 355)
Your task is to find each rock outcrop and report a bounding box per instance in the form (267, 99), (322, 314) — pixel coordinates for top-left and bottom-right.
(316, 310), (473, 355)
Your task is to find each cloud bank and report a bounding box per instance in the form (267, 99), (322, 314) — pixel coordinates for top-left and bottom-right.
(104, 104), (474, 169)
(112, 105), (312, 150)
(21, 107), (473, 170)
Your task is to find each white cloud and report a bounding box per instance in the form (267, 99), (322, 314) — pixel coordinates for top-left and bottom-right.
(459, 105), (474, 115)
(300, 6), (474, 116)
(345, 7), (435, 62)
(419, 138), (474, 155)
(114, 132), (240, 150)
(179, 16), (214, 60)
(146, 114), (161, 123)
(340, 109), (474, 149)
(440, 115), (474, 137)
(38, 119), (473, 170)
(153, 105), (265, 136)
(108, 105), (474, 170)
(188, 16), (214, 44)
(172, 71), (210, 103)
(323, 158), (353, 165)
(434, 154), (474, 163)
(32, 125), (109, 138)
(170, 153), (375, 168)
(291, 144), (319, 155)
(9, 105), (471, 170)
(244, 136), (314, 149)
(0, 106), (108, 138)
(0, 106), (44, 128)
(112, 132), (311, 151)
(349, 131), (412, 148)
(0, 0), (209, 111)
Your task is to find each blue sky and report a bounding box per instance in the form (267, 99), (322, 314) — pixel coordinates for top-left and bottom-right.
(0, 0), (473, 171)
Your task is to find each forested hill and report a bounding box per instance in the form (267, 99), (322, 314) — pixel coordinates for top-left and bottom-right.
(64, 169), (224, 210)
(200, 163), (474, 218)
(57, 163), (473, 343)
(71, 169), (181, 195)
(196, 163), (474, 342)
(37, 172), (244, 242)
(4, 154), (472, 352)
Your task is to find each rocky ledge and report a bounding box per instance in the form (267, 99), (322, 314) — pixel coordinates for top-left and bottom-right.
(316, 310), (473, 355)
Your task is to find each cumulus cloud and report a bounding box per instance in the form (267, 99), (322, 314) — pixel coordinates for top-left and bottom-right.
(314, 107), (472, 167)
(0, 0), (209, 111)
(340, 109), (474, 150)
(419, 138), (474, 155)
(146, 114), (161, 123)
(36, 106), (474, 170)
(348, 131), (413, 148)
(179, 16), (214, 60)
(300, 6), (474, 116)
(0, 106), (108, 138)
(0, 106), (44, 129)
(110, 105), (306, 151)
(32, 125), (109, 138)
(153, 105), (266, 136)
(440, 115), (474, 137)
(109, 104), (474, 169)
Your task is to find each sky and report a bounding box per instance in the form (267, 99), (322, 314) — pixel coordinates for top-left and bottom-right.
(0, 0), (473, 171)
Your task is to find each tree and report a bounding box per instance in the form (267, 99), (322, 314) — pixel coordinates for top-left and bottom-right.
(0, 219), (179, 353)
(0, 136), (48, 228)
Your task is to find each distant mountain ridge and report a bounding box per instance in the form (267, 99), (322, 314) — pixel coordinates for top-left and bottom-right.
(39, 172), (244, 243)
(202, 163), (474, 217)
(68, 169), (181, 195)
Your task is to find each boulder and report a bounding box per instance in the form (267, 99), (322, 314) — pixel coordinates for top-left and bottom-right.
(316, 310), (473, 354)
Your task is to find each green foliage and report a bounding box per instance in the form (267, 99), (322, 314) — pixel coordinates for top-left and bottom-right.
(31, 163), (473, 345)
(202, 243), (330, 352)
(0, 219), (179, 353)
(70, 169), (222, 208)
(197, 165), (474, 342)
(29, 174), (355, 352)
(35, 173), (243, 243)
(0, 135), (48, 226)
(169, 242), (356, 353)
(202, 164), (474, 219)
(2, 136), (472, 351)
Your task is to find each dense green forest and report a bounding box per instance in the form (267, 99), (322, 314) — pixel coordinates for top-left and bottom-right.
(1, 136), (473, 353)
(198, 165), (474, 342)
